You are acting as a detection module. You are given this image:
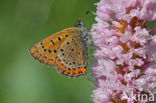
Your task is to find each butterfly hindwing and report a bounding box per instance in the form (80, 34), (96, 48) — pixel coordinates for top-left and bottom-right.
(56, 32), (88, 77)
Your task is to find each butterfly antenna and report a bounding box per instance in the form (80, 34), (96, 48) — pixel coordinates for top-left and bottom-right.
(85, 10), (90, 15)
(75, 10), (91, 27)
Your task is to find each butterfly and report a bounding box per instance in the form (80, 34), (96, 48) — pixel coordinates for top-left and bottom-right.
(29, 21), (89, 77)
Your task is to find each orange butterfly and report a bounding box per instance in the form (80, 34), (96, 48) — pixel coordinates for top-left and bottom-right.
(30, 21), (89, 77)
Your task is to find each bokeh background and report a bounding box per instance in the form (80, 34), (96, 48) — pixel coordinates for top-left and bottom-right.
(0, 0), (96, 103)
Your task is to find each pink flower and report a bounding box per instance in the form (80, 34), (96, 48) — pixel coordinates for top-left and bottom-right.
(91, 0), (156, 103)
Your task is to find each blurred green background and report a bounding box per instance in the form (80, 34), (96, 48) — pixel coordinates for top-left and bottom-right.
(0, 0), (96, 103)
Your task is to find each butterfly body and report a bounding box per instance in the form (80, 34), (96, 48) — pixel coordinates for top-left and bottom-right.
(30, 21), (88, 77)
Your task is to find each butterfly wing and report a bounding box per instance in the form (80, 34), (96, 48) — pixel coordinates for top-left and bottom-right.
(30, 27), (80, 66)
(30, 26), (88, 77)
(56, 33), (88, 77)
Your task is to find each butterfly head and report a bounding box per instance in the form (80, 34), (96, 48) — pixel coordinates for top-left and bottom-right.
(75, 20), (84, 27)
(75, 20), (89, 43)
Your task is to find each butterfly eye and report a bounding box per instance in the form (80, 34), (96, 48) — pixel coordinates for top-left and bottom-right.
(75, 21), (84, 27)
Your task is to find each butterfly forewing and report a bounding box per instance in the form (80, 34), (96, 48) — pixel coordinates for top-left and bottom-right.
(30, 27), (79, 66)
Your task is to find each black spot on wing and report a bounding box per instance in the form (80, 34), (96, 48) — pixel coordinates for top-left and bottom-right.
(66, 42), (69, 45)
(48, 49), (51, 53)
(65, 34), (68, 37)
(53, 49), (57, 53)
(58, 37), (61, 41)
(60, 49), (64, 52)
(50, 40), (55, 45)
